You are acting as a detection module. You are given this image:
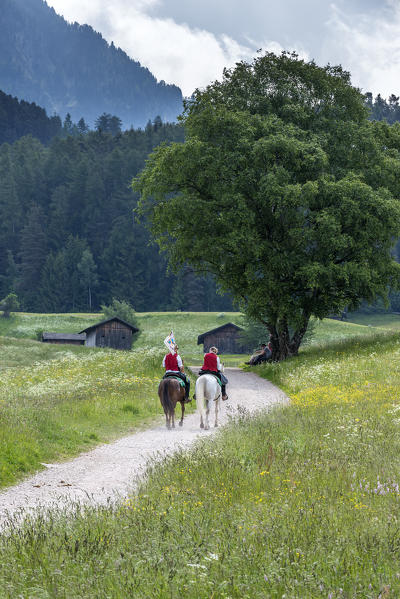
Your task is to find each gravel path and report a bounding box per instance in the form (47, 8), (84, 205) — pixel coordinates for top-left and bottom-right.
(0, 368), (288, 527)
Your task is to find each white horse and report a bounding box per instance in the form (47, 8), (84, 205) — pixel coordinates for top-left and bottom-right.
(195, 373), (222, 430)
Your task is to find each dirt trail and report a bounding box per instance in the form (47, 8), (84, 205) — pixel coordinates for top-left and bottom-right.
(0, 368), (288, 526)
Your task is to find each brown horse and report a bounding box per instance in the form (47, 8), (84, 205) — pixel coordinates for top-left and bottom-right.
(158, 377), (186, 429)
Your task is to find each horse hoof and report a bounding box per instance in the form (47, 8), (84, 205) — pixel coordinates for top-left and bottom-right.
(205, 425), (210, 431)
(214, 423), (218, 428)
(200, 422), (204, 429)
(179, 421), (183, 427)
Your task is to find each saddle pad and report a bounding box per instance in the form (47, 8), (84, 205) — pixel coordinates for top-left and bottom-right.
(167, 377), (185, 388)
(200, 373), (222, 387)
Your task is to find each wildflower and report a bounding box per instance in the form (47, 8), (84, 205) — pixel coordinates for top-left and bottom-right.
(205, 553), (219, 561)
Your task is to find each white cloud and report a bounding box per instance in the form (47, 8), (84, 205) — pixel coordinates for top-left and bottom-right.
(326, 1), (400, 96)
(50, 0), (400, 100)
(46, 0), (266, 96)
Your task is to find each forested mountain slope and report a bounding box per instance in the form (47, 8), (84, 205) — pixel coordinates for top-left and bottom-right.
(0, 121), (232, 313)
(0, 89), (62, 145)
(0, 0), (183, 127)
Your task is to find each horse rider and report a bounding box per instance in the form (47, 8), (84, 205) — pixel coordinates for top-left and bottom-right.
(162, 344), (191, 403)
(198, 346), (228, 400)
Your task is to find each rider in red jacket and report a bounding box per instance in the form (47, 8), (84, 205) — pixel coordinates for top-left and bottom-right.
(199, 346), (228, 400)
(162, 345), (191, 402)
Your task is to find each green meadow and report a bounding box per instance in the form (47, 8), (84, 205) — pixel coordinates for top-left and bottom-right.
(0, 309), (392, 357)
(0, 318), (399, 596)
(0, 311), (397, 489)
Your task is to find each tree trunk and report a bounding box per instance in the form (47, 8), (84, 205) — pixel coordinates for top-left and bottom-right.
(267, 315), (310, 362)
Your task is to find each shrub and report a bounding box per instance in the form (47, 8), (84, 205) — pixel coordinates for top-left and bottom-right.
(101, 299), (139, 339)
(0, 294), (20, 318)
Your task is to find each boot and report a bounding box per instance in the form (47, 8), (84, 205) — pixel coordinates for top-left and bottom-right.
(184, 386), (192, 403)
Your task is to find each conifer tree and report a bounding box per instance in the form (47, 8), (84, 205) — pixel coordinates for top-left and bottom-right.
(18, 204), (47, 310)
(78, 248), (98, 311)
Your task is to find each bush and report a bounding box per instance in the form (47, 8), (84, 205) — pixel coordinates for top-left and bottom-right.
(101, 299), (139, 330)
(0, 294), (20, 318)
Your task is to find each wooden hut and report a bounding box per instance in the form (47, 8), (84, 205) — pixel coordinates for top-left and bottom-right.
(42, 332), (86, 346)
(80, 317), (139, 350)
(197, 322), (251, 354)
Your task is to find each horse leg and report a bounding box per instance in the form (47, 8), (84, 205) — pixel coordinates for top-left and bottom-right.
(171, 405), (175, 428)
(204, 399), (210, 430)
(215, 394), (221, 428)
(197, 384), (205, 429)
(179, 400), (185, 427)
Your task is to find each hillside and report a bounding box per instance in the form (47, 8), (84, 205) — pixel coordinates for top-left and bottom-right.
(0, 89), (61, 145)
(0, 123), (235, 313)
(0, 0), (183, 127)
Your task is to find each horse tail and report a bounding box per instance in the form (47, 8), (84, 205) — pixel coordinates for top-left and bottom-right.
(161, 379), (175, 415)
(195, 376), (206, 415)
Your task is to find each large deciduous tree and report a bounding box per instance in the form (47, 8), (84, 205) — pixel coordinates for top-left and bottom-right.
(135, 52), (400, 360)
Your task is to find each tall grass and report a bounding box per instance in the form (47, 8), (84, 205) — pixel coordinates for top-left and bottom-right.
(0, 346), (170, 487)
(0, 333), (399, 596)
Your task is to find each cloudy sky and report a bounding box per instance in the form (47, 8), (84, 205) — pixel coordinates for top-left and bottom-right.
(46, 0), (399, 98)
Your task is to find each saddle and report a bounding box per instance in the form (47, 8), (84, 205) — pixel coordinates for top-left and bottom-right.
(198, 370), (222, 387)
(163, 372), (185, 387)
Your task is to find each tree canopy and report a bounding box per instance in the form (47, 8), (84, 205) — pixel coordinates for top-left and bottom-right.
(135, 52), (400, 360)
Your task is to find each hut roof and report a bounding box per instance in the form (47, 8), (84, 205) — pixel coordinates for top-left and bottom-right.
(43, 333), (86, 341)
(79, 317), (139, 335)
(197, 322), (243, 345)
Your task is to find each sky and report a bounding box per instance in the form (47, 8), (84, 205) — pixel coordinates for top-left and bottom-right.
(45, 0), (400, 98)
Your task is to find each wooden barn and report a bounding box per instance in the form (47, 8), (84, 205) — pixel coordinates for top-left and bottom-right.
(42, 332), (86, 346)
(197, 322), (252, 354)
(80, 317), (139, 350)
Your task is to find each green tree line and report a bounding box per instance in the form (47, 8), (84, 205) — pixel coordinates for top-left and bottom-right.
(0, 119), (232, 312)
(0, 89), (62, 145)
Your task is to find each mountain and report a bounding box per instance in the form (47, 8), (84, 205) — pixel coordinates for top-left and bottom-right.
(0, 0), (183, 127)
(0, 89), (62, 145)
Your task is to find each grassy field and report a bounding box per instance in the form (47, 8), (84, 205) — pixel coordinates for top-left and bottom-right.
(0, 311), (394, 489)
(0, 344), (175, 487)
(346, 312), (400, 330)
(0, 319), (399, 595)
(0, 309), (391, 362)
(0, 312), (100, 340)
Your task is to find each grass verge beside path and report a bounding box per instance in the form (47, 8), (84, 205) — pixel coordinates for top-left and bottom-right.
(0, 347), (175, 488)
(0, 332), (400, 596)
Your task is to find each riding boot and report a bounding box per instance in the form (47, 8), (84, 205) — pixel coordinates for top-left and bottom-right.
(222, 384), (228, 401)
(184, 381), (192, 403)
